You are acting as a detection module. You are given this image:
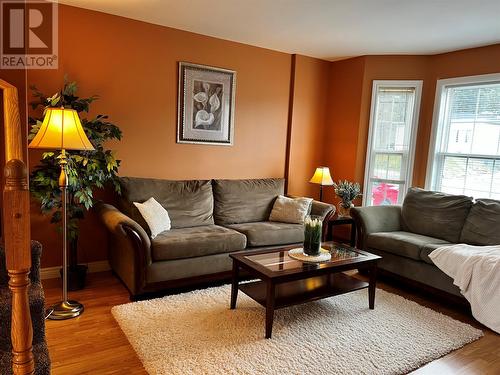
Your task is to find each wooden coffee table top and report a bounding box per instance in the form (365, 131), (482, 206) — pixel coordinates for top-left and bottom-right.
(230, 241), (380, 282)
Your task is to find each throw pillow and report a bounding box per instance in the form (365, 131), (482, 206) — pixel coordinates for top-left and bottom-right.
(269, 195), (313, 224)
(133, 197), (171, 239)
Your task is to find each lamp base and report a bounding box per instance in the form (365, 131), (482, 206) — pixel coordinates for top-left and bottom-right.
(47, 300), (84, 320)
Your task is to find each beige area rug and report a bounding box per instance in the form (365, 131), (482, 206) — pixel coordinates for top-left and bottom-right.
(112, 284), (482, 375)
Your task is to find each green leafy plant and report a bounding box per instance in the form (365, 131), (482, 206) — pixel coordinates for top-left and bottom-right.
(29, 79), (122, 266)
(333, 180), (361, 208)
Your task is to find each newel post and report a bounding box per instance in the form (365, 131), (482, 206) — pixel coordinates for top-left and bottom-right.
(1, 80), (35, 375)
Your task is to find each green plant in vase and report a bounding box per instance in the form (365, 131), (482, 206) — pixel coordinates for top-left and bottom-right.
(333, 180), (362, 217)
(28, 78), (122, 290)
(303, 216), (322, 256)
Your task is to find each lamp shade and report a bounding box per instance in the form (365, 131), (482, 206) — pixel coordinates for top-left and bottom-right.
(28, 108), (94, 151)
(309, 167), (334, 186)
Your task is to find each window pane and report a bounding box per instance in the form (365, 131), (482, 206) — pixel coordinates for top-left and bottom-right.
(370, 182), (402, 206)
(493, 161), (500, 197)
(374, 90), (415, 152)
(470, 122), (500, 155)
(431, 79), (500, 199)
(373, 153), (403, 180)
(364, 82), (421, 207)
(440, 156), (466, 193)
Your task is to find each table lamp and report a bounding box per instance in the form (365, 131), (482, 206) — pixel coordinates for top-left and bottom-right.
(29, 107), (94, 320)
(309, 166), (334, 201)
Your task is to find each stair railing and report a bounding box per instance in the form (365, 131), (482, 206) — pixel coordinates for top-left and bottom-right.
(1, 79), (34, 374)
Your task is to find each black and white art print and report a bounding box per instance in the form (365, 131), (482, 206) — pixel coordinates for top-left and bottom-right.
(177, 62), (236, 145)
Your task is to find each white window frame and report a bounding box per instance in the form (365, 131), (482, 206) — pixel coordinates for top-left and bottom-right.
(363, 80), (423, 206)
(425, 73), (500, 192)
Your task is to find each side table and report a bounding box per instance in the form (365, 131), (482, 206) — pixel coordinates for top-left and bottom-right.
(327, 216), (356, 247)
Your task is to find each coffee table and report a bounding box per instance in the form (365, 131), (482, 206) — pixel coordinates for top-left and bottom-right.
(229, 242), (381, 338)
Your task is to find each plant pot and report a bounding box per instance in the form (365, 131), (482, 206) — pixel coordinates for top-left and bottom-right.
(59, 264), (88, 291)
(337, 202), (354, 218)
(303, 215), (322, 256)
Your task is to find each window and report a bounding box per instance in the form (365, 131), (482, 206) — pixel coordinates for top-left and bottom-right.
(363, 81), (422, 206)
(427, 74), (500, 199)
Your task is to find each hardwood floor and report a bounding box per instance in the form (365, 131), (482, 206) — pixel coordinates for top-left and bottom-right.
(43, 273), (146, 375)
(42, 271), (499, 374)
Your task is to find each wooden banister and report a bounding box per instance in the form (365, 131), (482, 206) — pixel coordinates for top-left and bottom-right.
(1, 79), (34, 374)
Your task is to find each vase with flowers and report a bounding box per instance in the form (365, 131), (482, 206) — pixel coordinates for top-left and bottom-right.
(333, 180), (362, 217)
(303, 216), (322, 256)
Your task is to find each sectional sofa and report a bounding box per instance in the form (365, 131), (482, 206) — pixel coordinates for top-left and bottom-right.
(98, 177), (335, 298)
(352, 188), (500, 297)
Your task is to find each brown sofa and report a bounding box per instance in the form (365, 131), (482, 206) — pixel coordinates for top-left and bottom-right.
(98, 177), (335, 298)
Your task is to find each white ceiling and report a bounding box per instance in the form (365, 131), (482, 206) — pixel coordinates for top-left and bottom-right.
(57, 0), (500, 61)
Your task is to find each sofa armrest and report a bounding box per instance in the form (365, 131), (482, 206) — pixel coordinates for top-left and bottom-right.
(96, 202), (152, 296)
(311, 200), (335, 220)
(311, 200), (336, 241)
(97, 203), (151, 251)
(350, 205), (402, 249)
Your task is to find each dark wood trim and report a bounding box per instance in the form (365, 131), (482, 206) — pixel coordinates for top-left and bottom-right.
(321, 209), (336, 242)
(370, 268), (469, 307)
(128, 271), (236, 301)
(283, 54), (297, 195)
(230, 242), (380, 282)
(122, 225), (148, 295)
(240, 273), (369, 310)
(327, 216), (357, 246)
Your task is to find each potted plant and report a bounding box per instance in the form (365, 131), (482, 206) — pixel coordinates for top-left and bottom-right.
(333, 180), (362, 217)
(303, 216), (322, 256)
(29, 79), (122, 290)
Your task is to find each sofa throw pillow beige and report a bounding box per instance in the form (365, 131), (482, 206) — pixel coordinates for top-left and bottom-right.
(269, 195), (313, 224)
(133, 197), (171, 239)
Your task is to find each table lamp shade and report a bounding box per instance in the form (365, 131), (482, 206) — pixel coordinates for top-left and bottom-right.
(309, 166), (334, 186)
(28, 108), (94, 151)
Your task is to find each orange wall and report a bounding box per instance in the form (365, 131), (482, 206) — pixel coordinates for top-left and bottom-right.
(323, 57), (365, 203)
(325, 44), (500, 204)
(26, 5), (295, 267)
(287, 55), (331, 199)
(5, 3), (500, 268)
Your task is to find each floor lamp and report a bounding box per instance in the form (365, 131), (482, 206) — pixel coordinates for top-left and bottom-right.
(309, 166), (334, 202)
(29, 107), (95, 320)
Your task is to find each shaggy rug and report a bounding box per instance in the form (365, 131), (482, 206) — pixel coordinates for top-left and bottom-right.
(112, 285), (482, 375)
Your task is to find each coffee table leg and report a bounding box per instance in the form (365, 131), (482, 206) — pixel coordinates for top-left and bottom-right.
(230, 261), (239, 309)
(265, 281), (275, 339)
(369, 265), (377, 309)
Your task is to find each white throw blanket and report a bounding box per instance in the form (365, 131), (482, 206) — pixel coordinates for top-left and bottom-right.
(429, 244), (500, 334)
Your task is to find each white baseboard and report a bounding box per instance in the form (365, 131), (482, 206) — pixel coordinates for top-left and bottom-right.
(40, 260), (111, 280)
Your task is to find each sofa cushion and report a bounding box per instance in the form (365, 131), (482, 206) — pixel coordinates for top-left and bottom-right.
(419, 243), (456, 265)
(151, 225), (246, 261)
(119, 177), (214, 231)
(226, 221), (303, 247)
(367, 231), (449, 261)
(460, 198), (500, 245)
(213, 178), (285, 225)
(402, 188), (473, 243)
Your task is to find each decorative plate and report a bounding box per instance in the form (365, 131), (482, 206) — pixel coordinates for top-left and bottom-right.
(288, 247), (332, 263)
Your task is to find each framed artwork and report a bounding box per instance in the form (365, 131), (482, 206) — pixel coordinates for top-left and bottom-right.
(177, 62), (236, 145)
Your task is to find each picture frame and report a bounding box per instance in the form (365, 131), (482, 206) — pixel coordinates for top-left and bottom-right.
(177, 62), (236, 146)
